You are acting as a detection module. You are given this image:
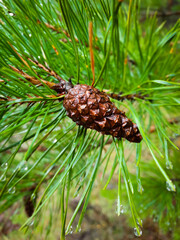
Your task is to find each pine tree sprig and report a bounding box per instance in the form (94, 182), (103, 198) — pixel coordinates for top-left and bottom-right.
(0, 0), (179, 238)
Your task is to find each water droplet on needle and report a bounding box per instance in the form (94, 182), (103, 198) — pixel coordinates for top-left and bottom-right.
(134, 227), (142, 237)
(0, 173), (6, 182)
(166, 181), (176, 192)
(8, 187), (16, 194)
(1, 163), (8, 170)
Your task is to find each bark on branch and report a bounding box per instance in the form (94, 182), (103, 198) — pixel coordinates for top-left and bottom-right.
(9, 65), (56, 88)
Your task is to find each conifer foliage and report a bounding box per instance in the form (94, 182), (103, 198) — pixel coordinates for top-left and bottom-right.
(0, 0), (179, 239)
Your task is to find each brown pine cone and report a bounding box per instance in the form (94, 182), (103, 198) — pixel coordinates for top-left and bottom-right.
(63, 84), (142, 143)
(51, 79), (73, 95)
(23, 185), (37, 217)
(23, 195), (35, 217)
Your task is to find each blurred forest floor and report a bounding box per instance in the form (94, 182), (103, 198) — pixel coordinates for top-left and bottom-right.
(0, 192), (174, 240)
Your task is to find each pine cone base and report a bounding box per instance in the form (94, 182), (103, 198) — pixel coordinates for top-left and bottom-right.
(63, 84), (142, 143)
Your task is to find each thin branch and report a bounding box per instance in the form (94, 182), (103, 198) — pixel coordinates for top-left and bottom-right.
(28, 58), (64, 82)
(8, 42), (33, 71)
(41, 21), (100, 50)
(171, 178), (180, 182)
(140, 10), (180, 21)
(89, 22), (95, 86)
(44, 22), (79, 43)
(9, 65), (56, 88)
(3, 146), (48, 155)
(0, 94), (63, 105)
(155, 10), (180, 17)
(107, 92), (149, 101)
(27, 59), (73, 93)
(149, 117), (180, 133)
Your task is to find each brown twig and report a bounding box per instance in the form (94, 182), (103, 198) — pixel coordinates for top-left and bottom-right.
(44, 22), (79, 43)
(28, 58), (63, 82)
(42, 21), (100, 50)
(141, 10), (180, 21)
(27, 59), (73, 94)
(0, 93), (64, 109)
(107, 92), (149, 101)
(149, 117), (180, 133)
(156, 10), (180, 17)
(9, 65), (56, 88)
(0, 94), (63, 105)
(89, 22), (95, 87)
(171, 178), (180, 182)
(3, 146), (48, 155)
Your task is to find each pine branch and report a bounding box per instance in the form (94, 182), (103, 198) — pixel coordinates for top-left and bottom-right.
(0, 94), (62, 105)
(2, 145), (48, 154)
(9, 65), (56, 88)
(140, 10), (180, 21)
(11, 59), (147, 102)
(43, 21), (79, 43)
(107, 92), (149, 102)
(0, 1), (179, 236)
(40, 21), (100, 50)
(28, 58), (64, 82)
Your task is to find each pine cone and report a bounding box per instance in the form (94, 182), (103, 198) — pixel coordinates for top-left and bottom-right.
(51, 79), (73, 95)
(63, 84), (142, 143)
(23, 185), (37, 217)
(23, 195), (35, 217)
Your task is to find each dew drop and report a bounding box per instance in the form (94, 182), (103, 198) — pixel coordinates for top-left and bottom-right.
(139, 204), (144, 213)
(138, 182), (144, 193)
(29, 33), (32, 37)
(21, 162), (28, 172)
(73, 193), (79, 198)
(116, 204), (126, 215)
(31, 193), (36, 201)
(166, 181), (176, 192)
(136, 219), (143, 226)
(120, 206), (124, 214)
(8, 186), (16, 194)
(9, 12), (14, 16)
(166, 161), (173, 170)
(120, 204), (126, 214)
(1, 162), (8, 170)
(28, 220), (34, 227)
(38, 56), (41, 59)
(0, 174), (6, 182)
(23, 166), (28, 171)
(134, 227), (142, 237)
(68, 226), (73, 234)
(76, 225), (82, 232)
